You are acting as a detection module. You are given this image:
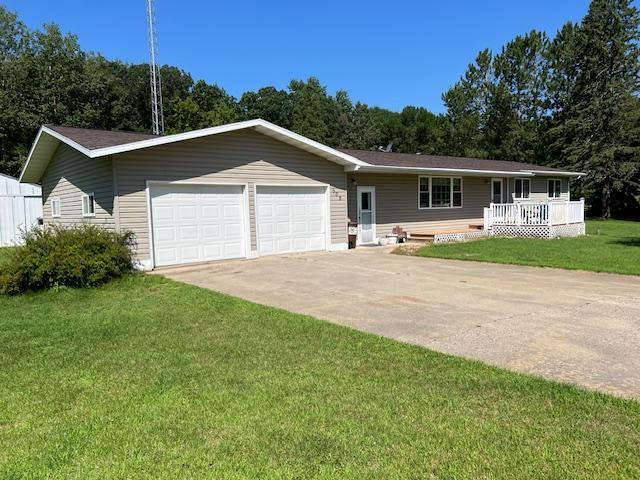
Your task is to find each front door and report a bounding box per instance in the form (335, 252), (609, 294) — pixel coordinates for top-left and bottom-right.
(357, 186), (376, 244)
(491, 178), (503, 204)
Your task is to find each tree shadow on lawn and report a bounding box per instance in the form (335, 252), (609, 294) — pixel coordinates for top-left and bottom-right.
(609, 237), (640, 247)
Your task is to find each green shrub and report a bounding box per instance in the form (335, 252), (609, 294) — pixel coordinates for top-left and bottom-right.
(0, 225), (136, 295)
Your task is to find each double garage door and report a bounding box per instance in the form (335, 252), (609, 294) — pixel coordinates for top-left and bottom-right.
(150, 184), (327, 267)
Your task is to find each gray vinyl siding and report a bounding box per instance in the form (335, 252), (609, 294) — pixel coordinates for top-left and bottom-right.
(41, 144), (115, 229)
(114, 129), (347, 261)
(347, 173), (489, 236)
(505, 177), (570, 202)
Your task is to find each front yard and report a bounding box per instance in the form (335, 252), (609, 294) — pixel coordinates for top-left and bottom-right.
(415, 219), (640, 275)
(1, 274), (639, 478)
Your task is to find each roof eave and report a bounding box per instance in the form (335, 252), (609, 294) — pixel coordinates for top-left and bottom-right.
(520, 170), (586, 178)
(346, 165), (583, 177)
(345, 164), (537, 177)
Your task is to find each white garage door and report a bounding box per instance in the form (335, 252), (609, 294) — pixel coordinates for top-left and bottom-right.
(150, 184), (246, 267)
(256, 186), (327, 255)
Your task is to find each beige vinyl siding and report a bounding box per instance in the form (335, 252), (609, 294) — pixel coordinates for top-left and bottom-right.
(506, 176), (570, 202)
(41, 144), (115, 229)
(347, 173), (489, 236)
(114, 129), (347, 260)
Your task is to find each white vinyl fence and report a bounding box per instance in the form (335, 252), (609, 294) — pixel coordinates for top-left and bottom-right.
(0, 174), (43, 247)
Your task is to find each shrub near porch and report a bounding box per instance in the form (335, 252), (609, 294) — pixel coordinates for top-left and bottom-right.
(415, 220), (640, 275)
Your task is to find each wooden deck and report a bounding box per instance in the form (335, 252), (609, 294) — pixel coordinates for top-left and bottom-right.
(408, 224), (484, 243)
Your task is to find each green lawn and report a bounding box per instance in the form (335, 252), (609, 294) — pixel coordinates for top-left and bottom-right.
(415, 219), (640, 275)
(0, 275), (638, 478)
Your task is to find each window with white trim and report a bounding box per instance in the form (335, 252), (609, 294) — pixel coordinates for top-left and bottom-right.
(514, 178), (531, 199)
(419, 177), (430, 208)
(82, 193), (95, 217)
(418, 176), (462, 209)
(548, 179), (562, 198)
(51, 198), (61, 218)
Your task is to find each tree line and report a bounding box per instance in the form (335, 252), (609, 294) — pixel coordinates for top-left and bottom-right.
(0, 0), (638, 217)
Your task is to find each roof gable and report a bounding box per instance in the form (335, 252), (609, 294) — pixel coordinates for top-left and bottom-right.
(19, 119), (367, 183)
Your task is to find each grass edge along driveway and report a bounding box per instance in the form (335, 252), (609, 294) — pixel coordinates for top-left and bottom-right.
(1, 274), (639, 479)
(414, 219), (640, 275)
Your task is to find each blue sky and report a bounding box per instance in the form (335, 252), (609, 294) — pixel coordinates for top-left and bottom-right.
(4, 0), (596, 113)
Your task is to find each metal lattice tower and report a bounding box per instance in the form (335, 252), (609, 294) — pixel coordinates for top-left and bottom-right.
(146, 0), (165, 135)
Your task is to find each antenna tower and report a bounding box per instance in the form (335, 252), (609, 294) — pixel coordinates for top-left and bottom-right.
(146, 0), (164, 135)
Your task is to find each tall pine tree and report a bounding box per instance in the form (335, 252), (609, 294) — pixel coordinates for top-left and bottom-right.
(551, 0), (640, 217)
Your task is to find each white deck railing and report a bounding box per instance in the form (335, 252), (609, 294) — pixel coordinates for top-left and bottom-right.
(484, 199), (585, 229)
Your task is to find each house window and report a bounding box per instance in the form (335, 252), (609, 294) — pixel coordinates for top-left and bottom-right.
(514, 178), (531, 199)
(418, 176), (462, 209)
(548, 179), (562, 198)
(51, 198), (61, 218)
(419, 177), (430, 208)
(452, 178), (462, 207)
(82, 193), (95, 217)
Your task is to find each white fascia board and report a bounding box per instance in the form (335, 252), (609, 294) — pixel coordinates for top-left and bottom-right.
(345, 164), (537, 177)
(19, 126), (45, 182)
(520, 170), (586, 177)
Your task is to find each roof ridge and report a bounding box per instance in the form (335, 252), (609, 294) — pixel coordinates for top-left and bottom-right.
(45, 124), (158, 137)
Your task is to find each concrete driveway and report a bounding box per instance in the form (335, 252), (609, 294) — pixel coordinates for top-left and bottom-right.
(158, 248), (640, 400)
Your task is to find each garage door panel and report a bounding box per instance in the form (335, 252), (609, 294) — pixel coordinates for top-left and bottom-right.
(155, 226), (176, 242)
(276, 205), (290, 217)
(202, 244), (222, 259)
(256, 186), (327, 256)
(155, 248), (177, 264)
(178, 205), (197, 219)
(224, 242), (244, 257)
(154, 206), (175, 221)
(224, 222), (243, 236)
(258, 205), (273, 217)
(179, 225), (199, 241)
(202, 225), (221, 239)
(201, 205), (220, 219)
(222, 205), (240, 218)
(151, 184), (246, 267)
(310, 220), (324, 233)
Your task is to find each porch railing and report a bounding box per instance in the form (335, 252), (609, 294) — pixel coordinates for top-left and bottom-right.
(483, 199), (585, 229)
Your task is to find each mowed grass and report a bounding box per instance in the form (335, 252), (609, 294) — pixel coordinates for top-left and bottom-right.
(0, 275), (638, 478)
(415, 219), (640, 275)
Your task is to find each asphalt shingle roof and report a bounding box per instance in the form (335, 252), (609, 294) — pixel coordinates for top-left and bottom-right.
(340, 149), (561, 173)
(46, 125), (157, 150)
(44, 125), (565, 173)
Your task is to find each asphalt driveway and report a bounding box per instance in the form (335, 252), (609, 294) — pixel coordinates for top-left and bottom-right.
(158, 248), (640, 399)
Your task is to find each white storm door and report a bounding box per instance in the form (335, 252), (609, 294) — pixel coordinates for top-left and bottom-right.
(256, 186), (327, 255)
(357, 186), (376, 244)
(151, 184), (246, 267)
